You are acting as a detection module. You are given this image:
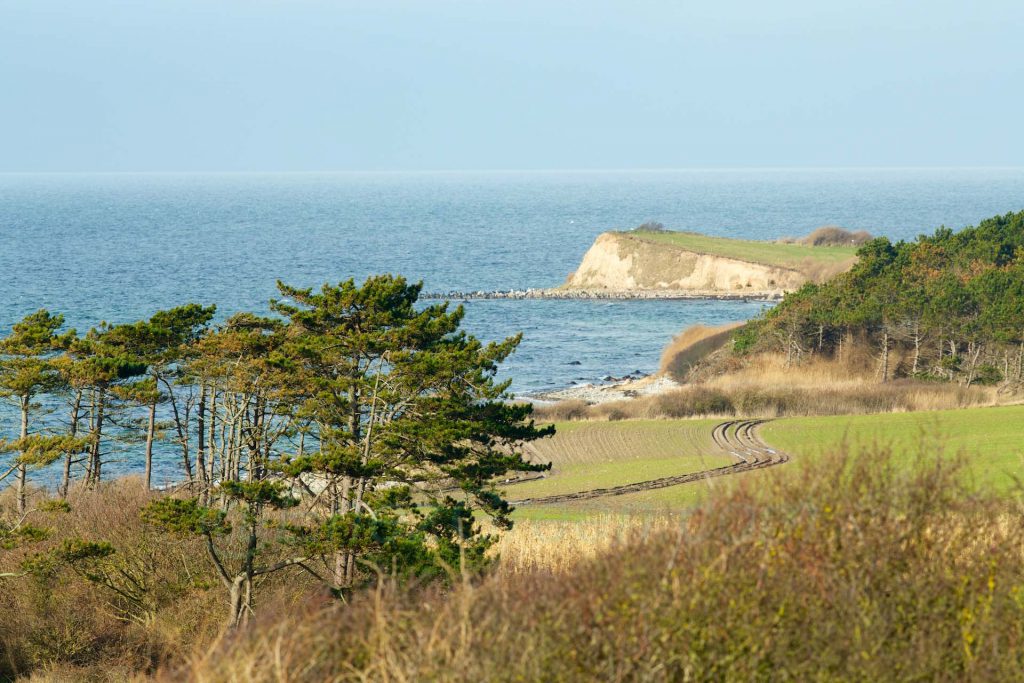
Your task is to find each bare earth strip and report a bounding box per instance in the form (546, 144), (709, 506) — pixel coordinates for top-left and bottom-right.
(510, 420), (789, 506)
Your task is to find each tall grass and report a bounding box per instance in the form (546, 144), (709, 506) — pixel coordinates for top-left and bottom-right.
(181, 444), (1024, 682)
(658, 322), (741, 382)
(536, 352), (1001, 422)
(494, 515), (676, 574)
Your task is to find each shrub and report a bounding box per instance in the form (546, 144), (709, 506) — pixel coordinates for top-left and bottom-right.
(182, 444), (1024, 681)
(652, 387), (733, 417)
(974, 363), (1003, 385)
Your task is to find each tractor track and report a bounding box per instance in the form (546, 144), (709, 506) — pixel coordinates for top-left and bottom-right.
(510, 419), (789, 506)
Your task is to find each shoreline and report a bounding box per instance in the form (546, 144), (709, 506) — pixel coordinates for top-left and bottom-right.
(422, 288), (782, 302)
(526, 373), (681, 405)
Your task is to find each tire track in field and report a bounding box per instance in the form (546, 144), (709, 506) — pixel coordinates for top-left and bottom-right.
(509, 419), (789, 506)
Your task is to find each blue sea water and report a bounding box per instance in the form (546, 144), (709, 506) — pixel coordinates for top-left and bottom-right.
(1, 168), (1023, 481)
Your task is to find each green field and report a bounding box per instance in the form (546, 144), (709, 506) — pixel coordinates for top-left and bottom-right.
(509, 418), (732, 519)
(626, 229), (858, 270)
(761, 405), (1024, 493)
(509, 405), (1024, 521)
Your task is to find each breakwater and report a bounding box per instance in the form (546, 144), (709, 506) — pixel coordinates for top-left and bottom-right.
(421, 288), (780, 302)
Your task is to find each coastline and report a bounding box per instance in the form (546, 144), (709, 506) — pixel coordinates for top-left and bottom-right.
(528, 373), (681, 405)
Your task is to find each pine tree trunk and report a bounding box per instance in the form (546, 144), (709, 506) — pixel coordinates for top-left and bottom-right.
(60, 390), (82, 499)
(170, 392), (193, 484)
(144, 402), (156, 490)
(880, 330), (890, 382)
(196, 383), (207, 492)
(17, 396), (29, 514)
(207, 389), (218, 484)
(911, 324), (921, 375)
(90, 388), (106, 486)
(231, 516), (259, 628)
(965, 342), (983, 386)
(228, 575), (247, 629)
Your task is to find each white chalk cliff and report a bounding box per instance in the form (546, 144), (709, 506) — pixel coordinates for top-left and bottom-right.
(563, 233), (810, 296)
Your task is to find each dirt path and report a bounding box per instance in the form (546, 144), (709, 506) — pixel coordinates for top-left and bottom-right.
(510, 419), (788, 506)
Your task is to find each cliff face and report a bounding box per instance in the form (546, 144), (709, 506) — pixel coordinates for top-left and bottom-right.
(563, 233), (809, 295)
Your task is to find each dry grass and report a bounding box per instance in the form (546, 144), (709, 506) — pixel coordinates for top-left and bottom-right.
(794, 253), (860, 282)
(0, 480), (220, 680)
(778, 225), (873, 247)
(536, 352), (1002, 422)
(180, 444), (1024, 682)
(494, 515), (676, 575)
(705, 352), (1001, 413)
(658, 322), (742, 381)
(0, 479), (318, 682)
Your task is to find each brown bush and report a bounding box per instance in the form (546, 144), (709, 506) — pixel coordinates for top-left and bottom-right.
(531, 398), (589, 421)
(0, 479), (318, 681)
(181, 444), (1024, 681)
(782, 225), (873, 246)
(658, 322), (742, 382)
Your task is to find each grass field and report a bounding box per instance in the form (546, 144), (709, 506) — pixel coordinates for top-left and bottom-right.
(626, 229), (858, 270)
(510, 404), (1024, 521)
(761, 404), (1024, 493)
(509, 418), (732, 519)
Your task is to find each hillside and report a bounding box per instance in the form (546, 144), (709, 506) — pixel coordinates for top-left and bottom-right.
(563, 229), (859, 296)
(732, 210), (1024, 386)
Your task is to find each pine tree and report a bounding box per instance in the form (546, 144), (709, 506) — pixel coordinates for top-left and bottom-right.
(0, 311), (72, 512)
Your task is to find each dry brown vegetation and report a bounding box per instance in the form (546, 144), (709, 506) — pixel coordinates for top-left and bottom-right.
(658, 322), (742, 381)
(494, 515), (677, 575)
(6, 443), (1024, 680)
(536, 350), (1002, 422)
(793, 252), (860, 283)
(0, 481), (317, 682)
(779, 225), (873, 247)
(179, 445), (1024, 682)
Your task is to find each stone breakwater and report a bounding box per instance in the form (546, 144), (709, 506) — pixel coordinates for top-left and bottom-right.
(421, 288), (780, 302)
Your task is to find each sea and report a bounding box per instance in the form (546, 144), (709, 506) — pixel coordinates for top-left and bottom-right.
(2, 168), (1023, 481)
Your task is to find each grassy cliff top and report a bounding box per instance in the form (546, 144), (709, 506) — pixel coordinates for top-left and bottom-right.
(622, 229), (859, 270)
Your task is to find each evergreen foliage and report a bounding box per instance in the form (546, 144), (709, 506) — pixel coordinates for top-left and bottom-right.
(0, 274), (552, 629)
(737, 210), (1024, 385)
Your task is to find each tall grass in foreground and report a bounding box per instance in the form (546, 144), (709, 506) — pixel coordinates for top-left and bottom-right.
(182, 445), (1024, 682)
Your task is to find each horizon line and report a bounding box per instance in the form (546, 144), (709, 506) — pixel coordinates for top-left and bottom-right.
(2, 165), (1024, 175)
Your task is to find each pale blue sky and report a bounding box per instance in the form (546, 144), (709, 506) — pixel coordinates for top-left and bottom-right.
(2, 0), (1022, 171)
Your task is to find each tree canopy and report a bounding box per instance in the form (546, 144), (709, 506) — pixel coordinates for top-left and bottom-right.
(736, 210), (1024, 385)
(0, 274), (553, 628)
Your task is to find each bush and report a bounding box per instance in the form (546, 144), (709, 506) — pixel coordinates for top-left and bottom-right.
(974, 363), (1004, 385)
(653, 387), (733, 417)
(183, 444), (1024, 681)
(0, 480), (312, 680)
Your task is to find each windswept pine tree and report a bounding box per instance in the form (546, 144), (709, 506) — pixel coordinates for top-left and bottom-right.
(64, 326), (148, 487)
(0, 311), (73, 512)
(136, 275), (553, 626)
(0, 274), (552, 630)
(102, 305), (216, 489)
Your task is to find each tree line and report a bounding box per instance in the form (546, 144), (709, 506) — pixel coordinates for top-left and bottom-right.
(735, 210), (1024, 386)
(0, 275), (551, 627)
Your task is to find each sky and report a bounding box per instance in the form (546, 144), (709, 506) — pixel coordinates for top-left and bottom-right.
(1, 0), (1022, 171)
